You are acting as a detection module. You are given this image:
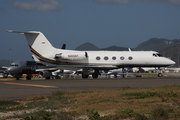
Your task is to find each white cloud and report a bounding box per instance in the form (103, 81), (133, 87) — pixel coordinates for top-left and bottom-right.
(13, 0), (64, 11)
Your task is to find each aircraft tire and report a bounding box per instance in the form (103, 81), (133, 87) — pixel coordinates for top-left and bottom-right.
(114, 75), (117, 78)
(158, 73), (163, 77)
(92, 73), (98, 79)
(82, 74), (89, 79)
(55, 76), (61, 79)
(122, 75), (125, 78)
(45, 77), (50, 79)
(26, 76), (31, 80)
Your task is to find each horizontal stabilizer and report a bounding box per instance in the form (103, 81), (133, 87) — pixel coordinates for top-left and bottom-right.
(6, 30), (40, 34)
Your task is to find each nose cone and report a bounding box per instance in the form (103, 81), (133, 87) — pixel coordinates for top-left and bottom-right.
(7, 67), (21, 74)
(168, 59), (176, 66)
(7, 67), (15, 74)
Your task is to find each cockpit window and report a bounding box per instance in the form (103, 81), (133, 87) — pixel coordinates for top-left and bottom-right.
(153, 53), (163, 57)
(153, 54), (157, 57)
(11, 64), (18, 66)
(156, 53), (163, 57)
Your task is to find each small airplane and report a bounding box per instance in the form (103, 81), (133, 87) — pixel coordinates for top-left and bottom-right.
(0, 66), (8, 73)
(6, 30), (175, 78)
(52, 69), (76, 78)
(105, 67), (164, 78)
(5, 61), (59, 80)
(106, 69), (124, 78)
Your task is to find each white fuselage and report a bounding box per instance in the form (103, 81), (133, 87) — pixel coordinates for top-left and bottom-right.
(44, 49), (175, 67)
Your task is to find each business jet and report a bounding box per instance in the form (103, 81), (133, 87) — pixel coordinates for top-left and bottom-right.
(6, 30), (175, 78)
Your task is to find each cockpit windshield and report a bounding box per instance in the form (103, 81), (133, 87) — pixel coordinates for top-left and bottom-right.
(156, 53), (163, 57)
(153, 53), (163, 57)
(11, 64), (18, 67)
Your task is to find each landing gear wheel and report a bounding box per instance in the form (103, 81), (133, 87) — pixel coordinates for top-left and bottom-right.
(114, 75), (117, 78)
(158, 73), (163, 77)
(45, 77), (50, 79)
(55, 76), (61, 79)
(26, 76), (32, 80)
(92, 73), (98, 79)
(82, 74), (89, 79)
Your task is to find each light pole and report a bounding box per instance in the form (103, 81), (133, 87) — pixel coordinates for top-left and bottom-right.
(178, 55), (179, 68)
(9, 49), (12, 64)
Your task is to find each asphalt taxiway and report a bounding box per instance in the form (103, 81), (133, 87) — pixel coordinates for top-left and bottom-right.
(1, 74), (180, 101)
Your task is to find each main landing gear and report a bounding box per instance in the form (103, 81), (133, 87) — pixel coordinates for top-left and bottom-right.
(82, 69), (99, 79)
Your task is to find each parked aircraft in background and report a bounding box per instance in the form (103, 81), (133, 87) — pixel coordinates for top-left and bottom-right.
(106, 69), (123, 78)
(105, 67), (163, 78)
(52, 69), (76, 78)
(0, 66), (8, 73)
(165, 67), (180, 73)
(7, 30), (175, 78)
(5, 61), (59, 80)
(132, 67), (160, 73)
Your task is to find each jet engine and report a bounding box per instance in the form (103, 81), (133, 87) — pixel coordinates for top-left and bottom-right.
(55, 52), (88, 61)
(39, 71), (52, 78)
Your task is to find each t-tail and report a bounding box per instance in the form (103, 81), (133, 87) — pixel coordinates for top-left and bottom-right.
(6, 30), (59, 64)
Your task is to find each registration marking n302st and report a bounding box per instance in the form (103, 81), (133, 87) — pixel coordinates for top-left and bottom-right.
(1, 82), (58, 88)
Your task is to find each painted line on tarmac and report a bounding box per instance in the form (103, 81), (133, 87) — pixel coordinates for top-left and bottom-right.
(1, 82), (58, 88)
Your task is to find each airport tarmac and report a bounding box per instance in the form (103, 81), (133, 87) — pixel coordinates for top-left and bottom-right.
(0, 73), (180, 101)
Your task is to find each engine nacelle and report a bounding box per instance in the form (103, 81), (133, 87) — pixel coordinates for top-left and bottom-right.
(55, 52), (88, 61)
(39, 71), (52, 77)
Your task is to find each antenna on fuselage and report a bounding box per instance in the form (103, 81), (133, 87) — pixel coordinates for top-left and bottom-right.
(128, 48), (131, 51)
(61, 44), (66, 49)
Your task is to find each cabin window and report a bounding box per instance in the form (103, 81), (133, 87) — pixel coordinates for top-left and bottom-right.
(120, 56), (124, 60)
(128, 56), (133, 60)
(96, 56), (101, 60)
(112, 56), (116, 60)
(104, 56), (109, 60)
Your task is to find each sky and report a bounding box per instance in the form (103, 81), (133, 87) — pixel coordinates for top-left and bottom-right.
(1, 0), (180, 62)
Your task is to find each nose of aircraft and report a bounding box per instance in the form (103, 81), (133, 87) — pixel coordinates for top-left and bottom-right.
(7, 67), (15, 73)
(7, 67), (21, 74)
(168, 59), (176, 66)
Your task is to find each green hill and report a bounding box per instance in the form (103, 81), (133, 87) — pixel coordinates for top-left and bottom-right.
(159, 44), (180, 67)
(136, 38), (180, 51)
(100, 46), (131, 51)
(74, 42), (99, 51)
(75, 43), (131, 51)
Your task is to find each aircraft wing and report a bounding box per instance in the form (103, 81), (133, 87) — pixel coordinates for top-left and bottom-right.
(0, 66), (8, 73)
(36, 65), (117, 71)
(55, 65), (118, 71)
(36, 68), (59, 72)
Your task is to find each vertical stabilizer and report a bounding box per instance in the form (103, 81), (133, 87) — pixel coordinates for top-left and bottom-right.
(6, 30), (55, 57)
